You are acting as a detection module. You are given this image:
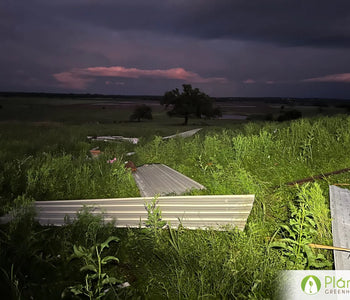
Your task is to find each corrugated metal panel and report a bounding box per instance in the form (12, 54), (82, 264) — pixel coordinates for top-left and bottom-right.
(87, 136), (139, 144)
(132, 164), (205, 197)
(162, 128), (202, 140)
(34, 194), (255, 230)
(329, 185), (350, 270)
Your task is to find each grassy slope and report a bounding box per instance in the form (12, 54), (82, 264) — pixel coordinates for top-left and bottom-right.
(0, 97), (349, 298)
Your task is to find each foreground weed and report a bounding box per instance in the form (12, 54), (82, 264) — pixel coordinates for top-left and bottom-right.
(144, 195), (167, 239)
(297, 183), (332, 244)
(269, 192), (332, 269)
(62, 206), (116, 252)
(0, 209), (58, 299)
(0, 264), (22, 300)
(63, 236), (120, 300)
(299, 128), (315, 162)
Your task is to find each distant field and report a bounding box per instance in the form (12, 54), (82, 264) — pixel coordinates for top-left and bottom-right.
(1, 96), (348, 126)
(0, 96), (245, 138)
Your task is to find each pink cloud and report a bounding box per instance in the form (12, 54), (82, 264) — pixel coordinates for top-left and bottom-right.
(303, 73), (350, 83)
(243, 79), (256, 84)
(265, 80), (275, 84)
(53, 69), (94, 89)
(53, 66), (227, 89)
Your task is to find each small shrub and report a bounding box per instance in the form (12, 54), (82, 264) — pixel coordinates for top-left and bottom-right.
(129, 105), (153, 122)
(277, 109), (302, 122)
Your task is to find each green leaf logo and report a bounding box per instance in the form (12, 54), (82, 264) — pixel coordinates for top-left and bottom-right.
(301, 275), (321, 295)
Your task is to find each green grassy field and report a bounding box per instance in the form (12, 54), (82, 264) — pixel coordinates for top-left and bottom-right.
(1, 96), (350, 299)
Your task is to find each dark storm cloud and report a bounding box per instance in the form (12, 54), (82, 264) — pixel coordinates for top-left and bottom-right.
(1, 0), (350, 97)
(51, 0), (350, 48)
(180, 0), (350, 48)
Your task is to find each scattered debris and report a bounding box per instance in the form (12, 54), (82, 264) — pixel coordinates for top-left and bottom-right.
(309, 243), (350, 253)
(14, 194), (255, 230)
(329, 185), (350, 269)
(89, 147), (102, 158)
(87, 136), (139, 144)
(132, 163), (205, 197)
(126, 152), (135, 156)
(87, 128), (200, 145)
(117, 282), (131, 289)
(125, 161), (137, 172)
(162, 128), (202, 140)
(284, 167), (350, 187)
(107, 157), (118, 164)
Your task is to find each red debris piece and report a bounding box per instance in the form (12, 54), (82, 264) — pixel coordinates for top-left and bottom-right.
(125, 161), (137, 172)
(90, 149), (102, 158)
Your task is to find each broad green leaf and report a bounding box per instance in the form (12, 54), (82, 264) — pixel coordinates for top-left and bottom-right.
(280, 225), (293, 235)
(68, 284), (84, 295)
(279, 238), (297, 244)
(73, 245), (86, 258)
(101, 236), (120, 251)
(80, 264), (97, 273)
(101, 256), (119, 265)
(102, 276), (119, 285)
(269, 241), (288, 249)
(89, 273), (99, 280)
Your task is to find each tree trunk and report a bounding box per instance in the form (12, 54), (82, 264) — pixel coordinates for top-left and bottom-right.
(184, 115), (188, 125)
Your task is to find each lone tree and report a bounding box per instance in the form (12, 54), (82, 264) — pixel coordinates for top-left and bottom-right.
(129, 104), (153, 122)
(161, 84), (221, 125)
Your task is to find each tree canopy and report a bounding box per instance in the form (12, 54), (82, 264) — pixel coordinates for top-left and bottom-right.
(129, 104), (153, 122)
(161, 84), (221, 125)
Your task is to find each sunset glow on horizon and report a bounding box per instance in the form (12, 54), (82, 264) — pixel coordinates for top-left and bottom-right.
(1, 0), (350, 98)
(53, 66), (228, 89)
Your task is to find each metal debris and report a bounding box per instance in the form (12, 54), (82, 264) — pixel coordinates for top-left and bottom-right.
(30, 194), (255, 230)
(132, 164), (205, 197)
(87, 136), (139, 144)
(329, 185), (350, 269)
(284, 167), (350, 186)
(162, 128), (202, 140)
(87, 128), (201, 145)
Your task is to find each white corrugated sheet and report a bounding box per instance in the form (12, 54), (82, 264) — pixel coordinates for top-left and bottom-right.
(162, 128), (202, 140)
(33, 194), (255, 230)
(132, 164), (205, 197)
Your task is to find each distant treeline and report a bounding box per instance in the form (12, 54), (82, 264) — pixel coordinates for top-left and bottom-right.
(0, 92), (349, 107)
(214, 96), (350, 107)
(0, 92), (162, 101)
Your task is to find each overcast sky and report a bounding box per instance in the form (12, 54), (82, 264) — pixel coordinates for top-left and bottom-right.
(1, 0), (350, 98)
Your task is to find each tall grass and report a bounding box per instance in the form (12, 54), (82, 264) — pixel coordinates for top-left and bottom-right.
(296, 183), (332, 245)
(134, 115), (350, 193)
(138, 226), (283, 298)
(2, 113), (350, 298)
(25, 153), (139, 200)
